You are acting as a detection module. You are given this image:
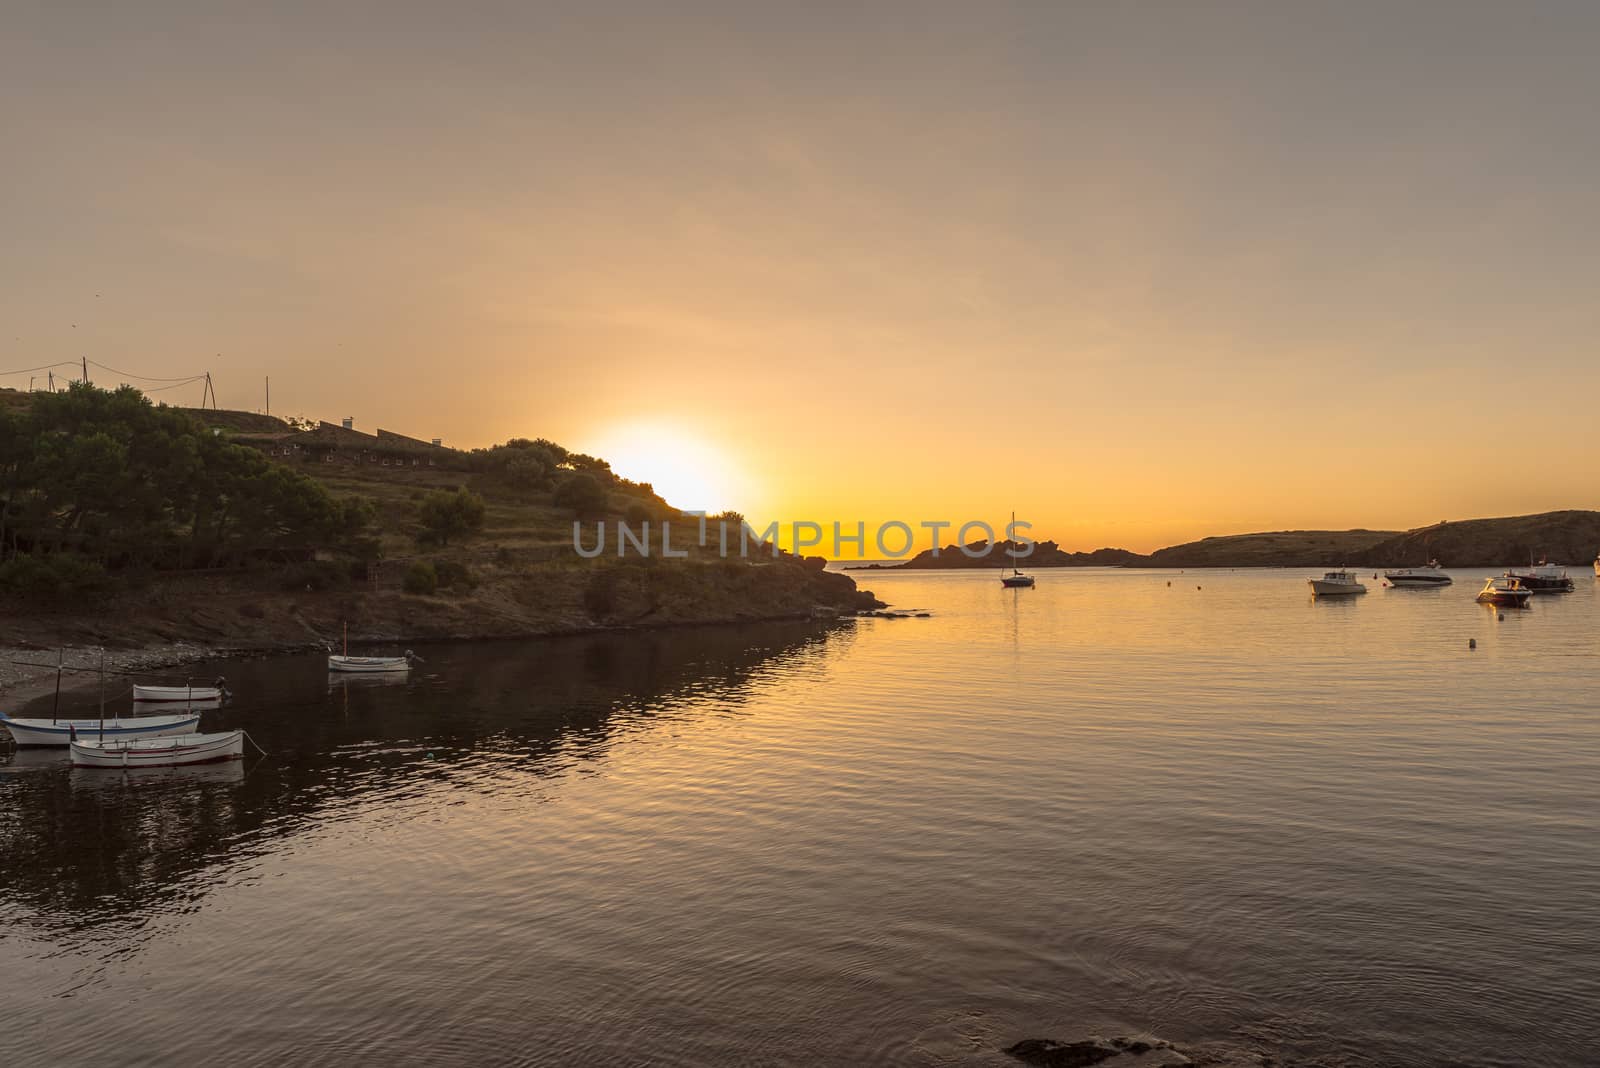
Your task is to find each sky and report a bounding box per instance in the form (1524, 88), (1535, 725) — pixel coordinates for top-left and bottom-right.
(4, 1), (1598, 554)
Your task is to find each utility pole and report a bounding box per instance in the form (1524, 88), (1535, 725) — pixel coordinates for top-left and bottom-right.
(265, 376), (270, 417)
(47, 370), (54, 392)
(82, 356), (89, 384)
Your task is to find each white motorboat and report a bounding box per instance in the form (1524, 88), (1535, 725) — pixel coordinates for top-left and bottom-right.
(1594, 554), (1599, 577)
(0, 710), (202, 748)
(1385, 560), (1452, 587)
(132, 678), (230, 703)
(328, 652), (415, 673)
(1477, 576), (1534, 607)
(1308, 569), (1366, 596)
(70, 730), (245, 769)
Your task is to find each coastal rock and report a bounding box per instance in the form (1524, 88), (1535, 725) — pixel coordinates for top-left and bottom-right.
(1005, 1035), (1190, 1067)
(1005, 1034), (1295, 1068)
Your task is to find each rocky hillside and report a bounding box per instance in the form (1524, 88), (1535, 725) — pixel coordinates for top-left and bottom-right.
(861, 511), (1600, 571)
(1352, 510), (1600, 568)
(0, 554), (878, 657)
(1144, 529), (1397, 568)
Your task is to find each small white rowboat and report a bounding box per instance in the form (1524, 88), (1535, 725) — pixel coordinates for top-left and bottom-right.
(328, 653), (414, 673)
(70, 730), (245, 769)
(132, 683), (228, 703)
(0, 711), (202, 748)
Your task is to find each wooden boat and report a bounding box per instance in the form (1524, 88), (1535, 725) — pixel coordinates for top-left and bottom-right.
(328, 653), (414, 673)
(132, 679), (229, 703)
(1309, 569), (1366, 596)
(0, 710), (202, 748)
(1476, 576), (1534, 607)
(70, 730), (244, 769)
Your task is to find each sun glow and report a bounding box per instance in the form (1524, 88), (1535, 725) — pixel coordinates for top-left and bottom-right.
(584, 423), (749, 515)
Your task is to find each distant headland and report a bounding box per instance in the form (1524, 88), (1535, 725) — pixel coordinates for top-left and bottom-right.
(850, 511), (1600, 570)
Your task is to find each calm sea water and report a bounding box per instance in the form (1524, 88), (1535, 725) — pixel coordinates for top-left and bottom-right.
(3, 568), (1598, 1067)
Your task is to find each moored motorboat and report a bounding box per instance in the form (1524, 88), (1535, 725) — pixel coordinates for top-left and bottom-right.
(1477, 576), (1534, 607)
(0, 710), (202, 748)
(1594, 554), (1599, 577)
(1309, 569), (1366, 596)
(1506, 560), (1575, 593)
(70, 730), (245, 768)
(131, 678), (230, 703)
(328, 652), (416, 673)
(1385, 560), (1452, 587)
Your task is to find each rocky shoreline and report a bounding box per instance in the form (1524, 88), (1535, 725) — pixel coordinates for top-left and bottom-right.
(0, 558), (885, 708)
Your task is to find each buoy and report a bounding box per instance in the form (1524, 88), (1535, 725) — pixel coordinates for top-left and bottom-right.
(1196, 585), (1202, 590)
(1167, 581), (1171, 587)
(1497, 613), (1504, 621)
(1468, 639), (1477, 649)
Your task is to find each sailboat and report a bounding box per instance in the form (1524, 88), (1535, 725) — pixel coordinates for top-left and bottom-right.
(327, 622), (420, 673)
(1000, 512), (1035, 588)
(1, 648), (202, 747)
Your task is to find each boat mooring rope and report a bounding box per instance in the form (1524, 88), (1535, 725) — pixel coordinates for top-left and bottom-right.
(243, 731), (269, 757)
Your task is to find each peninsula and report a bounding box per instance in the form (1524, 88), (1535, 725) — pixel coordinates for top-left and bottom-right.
(855, 512), (1600, 571)
(0, 385), (880, 695)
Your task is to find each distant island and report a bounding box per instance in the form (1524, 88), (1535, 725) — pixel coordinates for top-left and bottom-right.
(853, 512), (1600, 570)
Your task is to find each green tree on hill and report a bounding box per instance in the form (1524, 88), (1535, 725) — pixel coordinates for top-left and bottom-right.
(0, 383), (375, 571)
(416, 487), (486, 547)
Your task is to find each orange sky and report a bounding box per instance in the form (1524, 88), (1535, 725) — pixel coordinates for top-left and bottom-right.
(4, 4), (1598, 554)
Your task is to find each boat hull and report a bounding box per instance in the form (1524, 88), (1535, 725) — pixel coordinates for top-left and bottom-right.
(1309, 580), (1366, 595)
(0, 712), (202, 748)
(1386, 574), (1452, 587)
(70, 731), (244, 768)
(328, 655), (411, 673)
(1478, 591), (1534, 607)
(132, 685), (224, 702)
(1000, 577), (1035, 588)
(1505, 576), (1574, 593)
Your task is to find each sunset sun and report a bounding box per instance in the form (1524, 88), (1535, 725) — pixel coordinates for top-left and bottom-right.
(584, 423), (747, 515)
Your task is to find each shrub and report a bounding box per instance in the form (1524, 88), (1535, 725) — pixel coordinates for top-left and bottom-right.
(433, 558), (477, 590)
(402, 560), (438, 594)
(554, 472), (609, 516)
(279, 560), (351, 592)
(625, 502), (653, 526)
(0, 554), (111, 601)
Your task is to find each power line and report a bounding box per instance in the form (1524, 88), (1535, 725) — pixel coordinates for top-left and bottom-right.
(142, 375), (209, 391)
(0, 360), (79, 377)
(86, 359), (208, 383)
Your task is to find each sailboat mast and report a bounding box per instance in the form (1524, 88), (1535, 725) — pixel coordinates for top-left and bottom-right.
(97, 647), (106, 742)
(51, 648), (63, 724)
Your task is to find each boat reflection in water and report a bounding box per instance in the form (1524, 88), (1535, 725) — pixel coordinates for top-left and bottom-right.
(0, 621), (850, 940)
(70, 759), (247, 791)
